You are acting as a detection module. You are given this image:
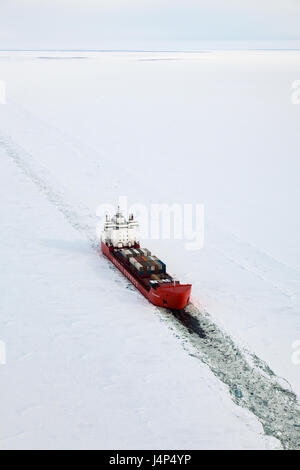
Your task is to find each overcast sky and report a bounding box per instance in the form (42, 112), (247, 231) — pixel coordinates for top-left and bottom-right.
(1, 0), (300, 49)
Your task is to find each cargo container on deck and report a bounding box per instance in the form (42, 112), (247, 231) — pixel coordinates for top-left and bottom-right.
(101, 208), (191, 309)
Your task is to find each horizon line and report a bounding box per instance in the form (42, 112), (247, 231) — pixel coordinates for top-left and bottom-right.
(1, 48), (300, 52)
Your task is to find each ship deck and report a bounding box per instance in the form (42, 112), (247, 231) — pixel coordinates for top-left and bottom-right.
(113, 248), (176, 291)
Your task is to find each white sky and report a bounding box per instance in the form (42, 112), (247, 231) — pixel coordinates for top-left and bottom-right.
(1, 0), (300, 49)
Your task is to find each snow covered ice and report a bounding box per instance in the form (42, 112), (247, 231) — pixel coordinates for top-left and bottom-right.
(1, 50), (300, 449)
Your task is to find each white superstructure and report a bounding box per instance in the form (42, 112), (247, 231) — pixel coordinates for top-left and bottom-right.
(102, 207), (139, 248)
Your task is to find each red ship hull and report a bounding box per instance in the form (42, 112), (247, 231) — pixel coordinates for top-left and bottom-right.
(101, 241), (191, 310)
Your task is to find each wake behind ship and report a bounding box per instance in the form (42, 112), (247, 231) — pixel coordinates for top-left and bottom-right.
(101, 208), (191, 309)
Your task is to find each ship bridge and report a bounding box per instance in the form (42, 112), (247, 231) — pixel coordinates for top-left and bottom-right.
(102, 207), (139, 248)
